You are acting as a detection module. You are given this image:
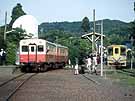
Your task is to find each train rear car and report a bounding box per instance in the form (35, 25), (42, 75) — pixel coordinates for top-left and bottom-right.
(56, 44), (68, 68)
(107, 45), (127, 67)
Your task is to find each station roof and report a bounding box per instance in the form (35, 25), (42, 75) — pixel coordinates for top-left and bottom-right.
(81, 32), (105, 38)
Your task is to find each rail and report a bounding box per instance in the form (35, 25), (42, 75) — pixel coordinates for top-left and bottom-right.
(6, 73), (37, 101)
(0, 73), (25, 87)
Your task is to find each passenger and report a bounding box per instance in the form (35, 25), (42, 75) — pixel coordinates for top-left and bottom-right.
(74, 64), (79, 75)
(86, 55), (92, 73)
(92, 52), (97, 75)
(0, 49), (6, 65)
(74, 58), (79, 75)
(0, 49), (1, 65)
(68, 59), (71, 68)
(97, 53), (100, 64)
(103, 52), (107, 65)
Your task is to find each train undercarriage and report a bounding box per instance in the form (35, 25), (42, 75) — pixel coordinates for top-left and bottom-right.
(20, 62), (66, 72)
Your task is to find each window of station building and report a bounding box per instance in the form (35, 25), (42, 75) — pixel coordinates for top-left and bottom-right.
(22, 46), (28, 52)
(38, 45), (44, 52)
(108, 47), (113, 55)
(121, 47), (126, 55)
(115, 48), (119, 54)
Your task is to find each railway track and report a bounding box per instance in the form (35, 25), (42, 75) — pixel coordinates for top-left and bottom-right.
(0, 73), (25, 87)
(0, 73), (37, 101)
(81, 74), (100, 85)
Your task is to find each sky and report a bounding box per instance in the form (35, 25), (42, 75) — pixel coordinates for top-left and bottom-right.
(0, 0), (134, 25)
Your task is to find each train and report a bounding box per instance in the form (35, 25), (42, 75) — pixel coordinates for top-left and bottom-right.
(18, 38), (68, 72)
(107, 45), (127, 67)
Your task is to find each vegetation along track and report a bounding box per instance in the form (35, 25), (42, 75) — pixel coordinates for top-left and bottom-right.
(0, 73), (37, 101)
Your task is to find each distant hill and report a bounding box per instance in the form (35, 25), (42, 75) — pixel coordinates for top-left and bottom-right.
(39, 19), (131, 36)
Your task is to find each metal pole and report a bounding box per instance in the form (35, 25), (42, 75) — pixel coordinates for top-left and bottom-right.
(92, 9), (95, 52)
(4, 11), (7, 41)
(101, 20), (103, 76)
(131, 36), (134, 70)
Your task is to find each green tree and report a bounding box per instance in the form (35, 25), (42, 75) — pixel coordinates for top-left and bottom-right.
(6, 28), (27, 64)
(81, 17), (90, 32)
(9, 3), (26, 27)
(7, 28), (26, 44)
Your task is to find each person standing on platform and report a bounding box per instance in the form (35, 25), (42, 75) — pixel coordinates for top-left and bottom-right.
(92, 52), (98, 75)
(0, 49), (6, 65)
(74, 58), (79, 75)
(86, 55), (92, 73)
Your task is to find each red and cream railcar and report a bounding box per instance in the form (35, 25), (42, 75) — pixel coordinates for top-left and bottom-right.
(19, 38), (68, 72)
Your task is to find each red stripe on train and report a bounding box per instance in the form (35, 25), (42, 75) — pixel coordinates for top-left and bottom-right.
(20, 54), (46, 63)
(20, 54), (68, 63)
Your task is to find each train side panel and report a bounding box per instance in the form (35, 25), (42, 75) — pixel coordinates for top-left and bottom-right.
(56, 45), (68, 64)
(46, 41), (57, 63)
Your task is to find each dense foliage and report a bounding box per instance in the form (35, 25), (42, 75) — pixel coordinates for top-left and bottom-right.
(81, 17), (90, 32)
(9, 3), (26, 27)
(39, 19), (131, 35)
(0, 3), (27, 64)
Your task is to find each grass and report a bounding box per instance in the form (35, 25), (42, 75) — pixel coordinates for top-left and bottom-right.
(105, 68), (135, 86)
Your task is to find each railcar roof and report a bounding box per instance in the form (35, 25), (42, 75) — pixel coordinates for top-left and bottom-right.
(107, 45), (127, 48)
(56, 44), (68, 49)
(20, 38), (68, 49)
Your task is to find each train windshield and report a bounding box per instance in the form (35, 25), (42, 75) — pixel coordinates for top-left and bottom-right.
(38, 45), (44, 52)
(115, 48), (119, 54)
(108, 47), (113, 55)
(22, 46), (28, 52)
(121, 47), (126, 55)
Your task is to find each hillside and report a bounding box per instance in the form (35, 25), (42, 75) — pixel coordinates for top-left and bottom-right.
(39, 19), (131, 36)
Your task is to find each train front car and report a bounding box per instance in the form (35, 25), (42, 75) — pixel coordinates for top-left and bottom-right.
(107, 45), (127, 68)
(19, 39), (48, 72)
(19, 39), (68, 72)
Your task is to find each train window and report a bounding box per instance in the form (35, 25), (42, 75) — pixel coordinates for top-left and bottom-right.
(38, 45), (44, 52)
(108, 47), (113, 55)
(22, 46), (28, 52)
(31, 46), (34, 52)
(115, 48), (119, 54)
(121, 47), (126, 55)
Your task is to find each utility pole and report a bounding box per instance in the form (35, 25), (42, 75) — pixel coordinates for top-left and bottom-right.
(92, 9), (96, 52)
(4, 11), (7, 41)
(101, 20), (103, 76)
(131, 36), (134, 70)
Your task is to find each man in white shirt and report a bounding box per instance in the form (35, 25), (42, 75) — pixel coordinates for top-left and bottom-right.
(86, 56), (92, 73)
(0, 49), (6, 65)
(74, 58), (79, 75)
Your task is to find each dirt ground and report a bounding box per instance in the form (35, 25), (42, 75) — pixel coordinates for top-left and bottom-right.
(3, 68), (133, 101)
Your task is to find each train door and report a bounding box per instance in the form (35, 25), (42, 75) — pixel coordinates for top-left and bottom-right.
(113, 47), (120, 60)
(28, 44), (37, 63)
